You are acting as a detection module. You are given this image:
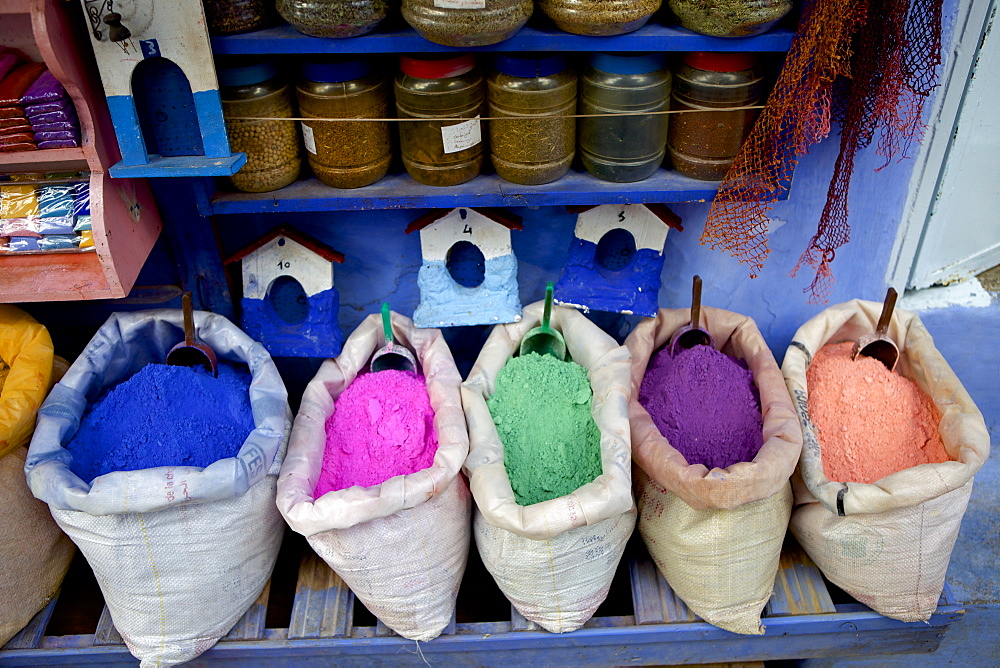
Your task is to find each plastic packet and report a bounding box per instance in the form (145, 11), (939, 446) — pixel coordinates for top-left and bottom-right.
(0, 108), (25, 119)
(38, 139), (79, 149)
(78, 230), (94, 248)
(0, 217), (40, 236)
(37, 215), (74, 235)
(0, 143), (36, 152)
(25, 98), (70, 116)
(73, 214), (92, 232)
(20, 70), (66, 106)
(33, 131), (75, 142)
(0, 132), (34, 146)
(0, 184), (39, 217)
(29, 120), (76, 133)
(0, 117), (31, 131)
(0, 63), (45, 106)
(37, 184), (74, 216)
(25, 109), (74, 125)
(8, 236), (40, 251)
(36, 234), (79, 250)
(73, 182), (90, 215)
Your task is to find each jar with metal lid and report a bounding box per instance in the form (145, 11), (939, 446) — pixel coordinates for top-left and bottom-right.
(487, 54), (577, 186)
(668, 0), (793, 38)
(538, 0), (662, 36)
(202, 0), (276, 35)
(297, 58), (392, 189)
(277, 0), (391, 38)
(401, 0), (533, 47)
(579, 53), (671, 183)
(395, 54), (486, 187)
(218, 59), (302, 193)
(667, 52), (763, 181)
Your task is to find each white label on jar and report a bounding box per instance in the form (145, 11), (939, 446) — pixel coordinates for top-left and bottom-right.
(301, 123), (317, 154)
(441, 116), (482, 154)
(434, 0), (486, 8)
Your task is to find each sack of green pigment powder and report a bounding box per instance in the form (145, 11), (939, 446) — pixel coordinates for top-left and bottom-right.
(25, 310), (291, 667)
(462, 301), (636, 634)
(277, 311), (470, 641)
(0, 306), (74, 646)
(782, 299), (989, 622)
(625, 307), (801, 635)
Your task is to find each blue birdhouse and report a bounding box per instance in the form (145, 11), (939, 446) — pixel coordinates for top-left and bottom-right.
(555, 204), (683, 318)
(225, 225), (344, 358)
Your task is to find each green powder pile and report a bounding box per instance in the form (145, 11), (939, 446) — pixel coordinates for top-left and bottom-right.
(487, 352), (603, 506)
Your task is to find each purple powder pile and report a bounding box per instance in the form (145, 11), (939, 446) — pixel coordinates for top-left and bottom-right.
(66, 362), (255, 482)
(639, 344), (762, 470)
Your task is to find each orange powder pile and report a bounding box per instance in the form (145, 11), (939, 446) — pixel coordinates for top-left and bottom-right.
(807, 341), (950, 484)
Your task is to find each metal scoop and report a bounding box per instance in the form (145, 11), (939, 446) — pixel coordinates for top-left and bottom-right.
(852, 287), (899, 372)
(370, 303), (417, 373)
(519, 282), (567, 360)
(166, 292), (218, 376)
(669, 275), (714, 355)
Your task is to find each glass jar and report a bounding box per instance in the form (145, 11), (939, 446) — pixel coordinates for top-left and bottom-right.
(538, 0), (662, 36)
(219, 59), (302, 193)
(579, 53), (671, 183)
(202, 0), (276, 35)
(668, 0), (793, 38)
(487, 54), (577, 186)
(667, 52), (763, 181)
(277, 0), (391, 38)
(297, 58), (392, 189)
(394, 54), (486, 187)
(401, 0), (533, 47)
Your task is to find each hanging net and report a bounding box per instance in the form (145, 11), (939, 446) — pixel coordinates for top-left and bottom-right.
(700, 0), (944, 303)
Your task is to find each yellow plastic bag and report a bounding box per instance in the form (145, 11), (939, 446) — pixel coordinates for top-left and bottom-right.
(0, 304), (53, 459)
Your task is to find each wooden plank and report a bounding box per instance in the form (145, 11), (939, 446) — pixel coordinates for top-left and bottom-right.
(629, 557), (698, 625)
(92, 606), (124, 646)
(223, 581), (271, 641)
(509, 606), (537, 632)
(0, 248), (114, 302)
(765, 545), (837, 617)
(2, 594), (60, 650)
(287, 551), (353, 639)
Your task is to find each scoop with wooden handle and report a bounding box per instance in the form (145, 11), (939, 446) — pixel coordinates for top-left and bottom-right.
(669, 275), (714, 355)
(166, 292), (218, 377)
(852, 287), (899, 372)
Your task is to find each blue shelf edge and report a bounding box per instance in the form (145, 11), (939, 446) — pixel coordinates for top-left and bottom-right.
(211, 22), (796, 55)
(109, 154), (248, 179)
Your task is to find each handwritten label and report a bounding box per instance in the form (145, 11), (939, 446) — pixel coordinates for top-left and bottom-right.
(435, 0), (486, 7)
(301, 123), (317, 154)
(441, 116), (481, 154)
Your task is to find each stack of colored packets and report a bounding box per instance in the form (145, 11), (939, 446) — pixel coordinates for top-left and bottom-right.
(0, 49), (80, 152)
(0, 175), (92, 252)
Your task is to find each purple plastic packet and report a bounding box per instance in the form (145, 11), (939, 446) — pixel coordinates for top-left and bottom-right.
(34, 130), (77, 141)
(30, 120), (77, 133)
(26, 109), (74, 125)
(25, 98), (70, 116)
(20, 70), (67, 106)
(38, 139), (78, 149)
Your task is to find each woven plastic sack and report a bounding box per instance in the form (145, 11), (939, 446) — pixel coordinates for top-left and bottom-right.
(782, 299), (990, 622)
(462, 301), (636, 633)
(0, 306), (74, 646)
(625, 307), (801, 635)
(277, 311), (471, 641)
(25, 309), (291, 666)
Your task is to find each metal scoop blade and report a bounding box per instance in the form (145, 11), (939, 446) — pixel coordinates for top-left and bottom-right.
(669, 275), (714, 355)
(371, 303), (417, 373)
(852, 287), (899, 372)
(166, 292), (218, 376)
(519, 281), (567, 360)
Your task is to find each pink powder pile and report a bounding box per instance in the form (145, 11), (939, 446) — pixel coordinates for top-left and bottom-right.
(807, 341), (950, 484)
(315, 369), (438, 497)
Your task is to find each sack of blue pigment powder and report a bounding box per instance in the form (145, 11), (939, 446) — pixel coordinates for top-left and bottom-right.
(277, 310), (470, 641)
(624, 307), (802, 635)
(25, 309), (291, 667)
(462, 301), (636, 634)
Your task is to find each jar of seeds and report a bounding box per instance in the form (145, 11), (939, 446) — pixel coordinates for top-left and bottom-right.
(538, 0), (662, 36)
(277, 0), (391, 38)
(579, 52), (671, 183)
(667, 52), (762, 181)
(401, 0), (533, 47)
(667, 0), (793, 38)
(487, 54), (577, 186)
(395, 54), (486, 187)
(202, 0), (276, 35)
(297, 58), (392, 189)
(219, 59), (302, 193)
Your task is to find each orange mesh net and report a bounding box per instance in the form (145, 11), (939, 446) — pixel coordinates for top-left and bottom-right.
(700, 0), (943, 303)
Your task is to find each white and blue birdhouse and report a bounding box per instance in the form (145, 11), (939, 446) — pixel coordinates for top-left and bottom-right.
(225, 224), (344, 358)
(406, 207), (523, 328)
(555, 203), (682, 318)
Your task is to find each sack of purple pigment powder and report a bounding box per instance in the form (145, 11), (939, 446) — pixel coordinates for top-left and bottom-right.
(462, 301), (636, 634)
(25, 310), (291, 667)
(625, 306), (801, 635)
(277, 310), (470, 641)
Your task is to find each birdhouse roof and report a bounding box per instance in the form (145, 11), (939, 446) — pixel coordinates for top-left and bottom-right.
(566, 204), (683, 232)
(405, 207), (524, 234)
(224, 224), (345, 265)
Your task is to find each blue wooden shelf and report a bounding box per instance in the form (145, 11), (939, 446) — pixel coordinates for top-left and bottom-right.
(210, 21), (795, 55)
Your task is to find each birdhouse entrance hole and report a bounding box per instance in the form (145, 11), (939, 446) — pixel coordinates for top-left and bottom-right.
(268, 275), (309, 325)
(595, 228), (637, 273)
(132, 57), (205, 157)
(446, 240), (486, 288)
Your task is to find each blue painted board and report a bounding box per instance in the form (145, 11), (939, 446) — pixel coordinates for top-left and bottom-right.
(110, 154), (247, 179)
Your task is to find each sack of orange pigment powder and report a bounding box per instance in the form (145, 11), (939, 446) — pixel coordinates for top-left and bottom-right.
(462, 301), (636, 634)
(625, 307), (801, 635)
(782, 299), (990, 622)
(277, 311), (470, 641)
(0, 306), (74, 646)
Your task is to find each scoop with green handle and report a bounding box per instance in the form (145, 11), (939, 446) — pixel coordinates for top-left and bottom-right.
(370, 303), (417, 373)
(518, 282), (567, 360)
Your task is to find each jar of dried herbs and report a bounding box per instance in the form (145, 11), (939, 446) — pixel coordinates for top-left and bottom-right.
(219, 59), (302, 193)
(401, 0), (533, 47)
(202, 0), (276, 35)
(667, 0), (793, 38)
(538, 0), (662, 36)
(667, 52), (762, 181)
(277, 0), (391, 38)
(395, 54), (486, 187)
(579, 53), (671, 183)
(487, 54), (576, 186)
(297, 58), (392, 189)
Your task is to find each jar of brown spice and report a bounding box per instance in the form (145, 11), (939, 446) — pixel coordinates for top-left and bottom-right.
(401, 0), (533, 47)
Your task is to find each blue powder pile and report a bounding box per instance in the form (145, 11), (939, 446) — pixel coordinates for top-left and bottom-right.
(66, 362), (255, 482)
